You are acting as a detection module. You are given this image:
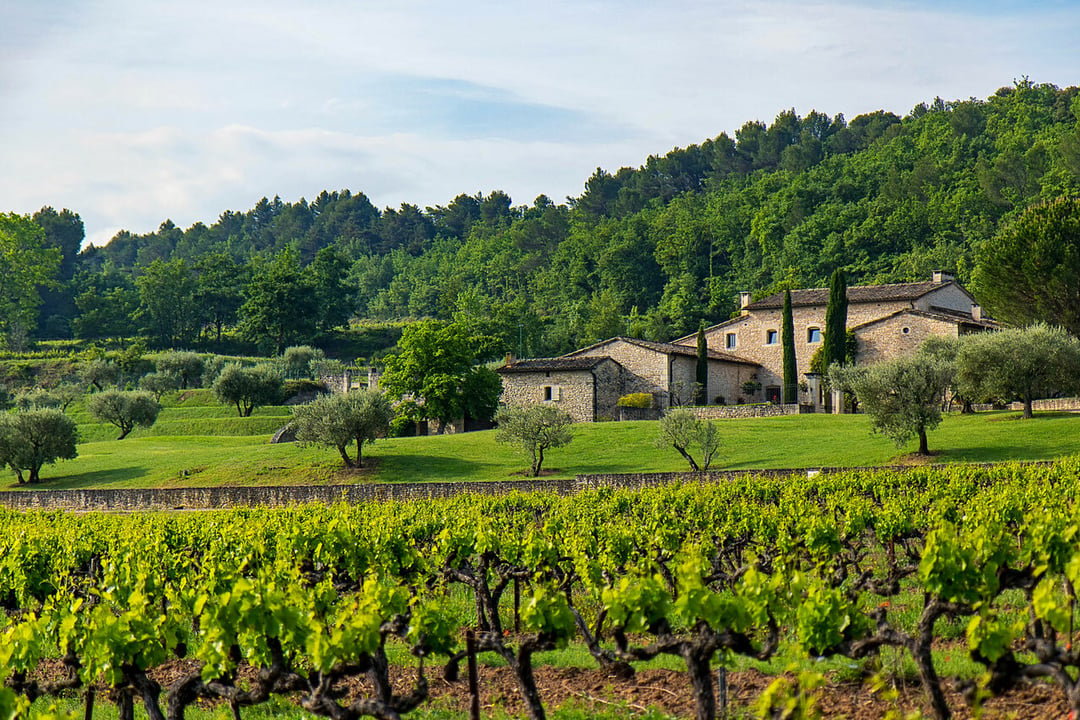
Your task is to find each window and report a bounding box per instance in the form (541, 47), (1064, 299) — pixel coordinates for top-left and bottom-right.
(765, 329), (778, 345)
(902, 327), (910, 334)
(542, 385), (560, 402)
(807, 327), (822, 343)
(725, 333), (737, 349)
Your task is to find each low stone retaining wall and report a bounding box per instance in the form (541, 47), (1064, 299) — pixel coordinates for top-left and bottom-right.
(0, 462), (1057, 512)
(690, 403), (801, 420)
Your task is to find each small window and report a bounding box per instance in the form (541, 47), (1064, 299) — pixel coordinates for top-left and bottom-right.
(902, 327), (910, 334)
(765, 329), (778, 345)
(543, 385), (560, 402)
(725, 333), (737, 350)
(807, 327), (822, 343)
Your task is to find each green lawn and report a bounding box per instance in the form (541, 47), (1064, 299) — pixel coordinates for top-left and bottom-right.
(8, 394), (1080, 490)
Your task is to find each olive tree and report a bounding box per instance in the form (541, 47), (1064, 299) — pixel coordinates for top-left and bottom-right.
(213, 363), (285, 417)
(87, 390), (161, 440)
(0, 410), (78, 483)
(139, 371), (182, 400)
(956, 323), (1080, 419)
(834, 354), (953, 455)
(292, 389), (392, 468)
(655, 407), (720, 471)
(155, 351), (205, 389)
(494, 404), (575, 477)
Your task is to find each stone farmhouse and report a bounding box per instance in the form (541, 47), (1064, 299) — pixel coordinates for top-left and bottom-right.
(497, 272), (997, 421)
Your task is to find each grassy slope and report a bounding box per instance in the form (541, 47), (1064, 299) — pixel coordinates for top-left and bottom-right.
(9, 391), (1080, 489)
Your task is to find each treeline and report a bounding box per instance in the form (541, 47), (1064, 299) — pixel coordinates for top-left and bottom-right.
(26, 79), (1080, 357)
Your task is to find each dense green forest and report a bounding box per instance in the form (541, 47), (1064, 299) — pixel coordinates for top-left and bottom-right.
(16, 80), (1080, 359)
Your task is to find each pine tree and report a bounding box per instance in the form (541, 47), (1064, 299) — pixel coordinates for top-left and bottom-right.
(781, 289), (797, 404)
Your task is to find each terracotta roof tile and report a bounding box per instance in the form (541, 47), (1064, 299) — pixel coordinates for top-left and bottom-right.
(497, 357), (613, 373)
(746, 281), (947, 310)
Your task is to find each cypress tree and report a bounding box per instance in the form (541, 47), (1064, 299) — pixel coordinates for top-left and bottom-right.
(694, 324), (708, 405)
(824, 269), (849, 370)
(781, 289), (797, 404)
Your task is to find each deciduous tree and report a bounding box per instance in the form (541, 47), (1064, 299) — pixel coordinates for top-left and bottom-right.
(135, 258), (201, 347)
(835, 354), (953, 455)
(292, 389), (392, 468)
(494, 404), (574, 477)
(956, 323), (1080, 419)
(0, 409), (78, 483)
(87, 390), (162, 440)
(213, 364), (285, 417)
(0, 213), (62, 348)
(655, 408), (720, 471)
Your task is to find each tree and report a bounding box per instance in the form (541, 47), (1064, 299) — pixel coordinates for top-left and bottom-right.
(973, 197), (1080, 336)
(835, 354), (953, 455)
(135, 258), (201, 347)
(655, 408), (720, 471)
(238, 249), (318, 354)
(956, 324), (1080, 419)
(305, 246), (356, 333)
(0, 409), (78, 483)
(0, 213), (62, 348)
(213, 364), (285, 417)
(292, 389), (392, 468)
(694, 324), (708, 406)
(156, 351), (205, 389)
(194, 252), (245, 343)
(781, 289), (798, 404)
(380, 320), (502, 433)
(823, 269), (849, 370)
(282, 345), (322, 380)
(79, 359), (121, 392)
(87, 390), (162, 440)
(494, 404), (575, 477)
(139, 372), (181, 400)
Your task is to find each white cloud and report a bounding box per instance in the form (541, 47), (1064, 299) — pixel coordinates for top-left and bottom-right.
(1, 0), (1078, 245)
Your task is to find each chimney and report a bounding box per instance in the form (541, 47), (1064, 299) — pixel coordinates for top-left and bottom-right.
(739, 291), (751, 315)
(932, 270), (955, 283)
(971, 304), (982, 321)
(505, 352), (515, 366)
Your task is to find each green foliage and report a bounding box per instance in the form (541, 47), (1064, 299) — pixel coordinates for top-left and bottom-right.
(809, 330), (857, 375)
(282, 345), (323, 380)
(291, 389), (392, 468)
(212, 364), (285, 417)
(694, 325), (708, 405)
(78, 358), (121, 392)
(135, 258), (200, 347)
(494, 404), (575, 476)
(836, 354), (954, 455)
(0, 213), (61, 349)
(973, 196), (1080, 335)
(655, 408), (720, 471)
(956, 323), (1080, 418)
(380, 320), (502, 433)
(139, 371), (181, 400)
(238, 249), (318, 355)
(615, 393), (653, 409)
(155, 351), (204, 389)
(782, 288), (798, 404)
(823, 269), (848, 370)
(86, 390), (162, 440)
(0, 408), (78, 483)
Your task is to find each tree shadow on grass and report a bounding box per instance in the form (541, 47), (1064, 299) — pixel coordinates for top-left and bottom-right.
(6, 466), (150, 491)
(370, 454), (496, 483)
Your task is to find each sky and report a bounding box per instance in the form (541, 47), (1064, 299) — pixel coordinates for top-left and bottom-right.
(2, 1), (1079, 248)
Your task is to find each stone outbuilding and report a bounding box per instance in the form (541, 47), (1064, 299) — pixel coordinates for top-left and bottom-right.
(497, 337), (761, 421)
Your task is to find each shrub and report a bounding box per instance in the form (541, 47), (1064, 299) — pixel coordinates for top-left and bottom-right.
(0, 409), (78, 483)
(155, 351), (205, 389)
(139, 371), (182, 400)
(616, 393), (654, 409)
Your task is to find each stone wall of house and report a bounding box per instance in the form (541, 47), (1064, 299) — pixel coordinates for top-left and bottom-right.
(668, 355), (757, 407)
(499, 368), (599, 423)
(574, 341), (670, 400)
(592, 359), (625, 420)
(915, 284), (976, 314)
(855, 313), (959, 366)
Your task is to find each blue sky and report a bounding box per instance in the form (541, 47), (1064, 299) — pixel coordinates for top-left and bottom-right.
(2, 0), (1078, 247)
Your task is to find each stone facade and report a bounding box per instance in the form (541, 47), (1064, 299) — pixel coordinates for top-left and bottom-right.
(677, 273), (996, 407)
(565, 337), (758, 409)
(497, 356), (623, 423)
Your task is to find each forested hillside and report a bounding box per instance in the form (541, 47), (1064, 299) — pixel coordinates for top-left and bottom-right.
(27, 80), (1080, 357)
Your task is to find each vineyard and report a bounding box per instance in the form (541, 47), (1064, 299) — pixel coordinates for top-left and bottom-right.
(3, 460), (1080, 720)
